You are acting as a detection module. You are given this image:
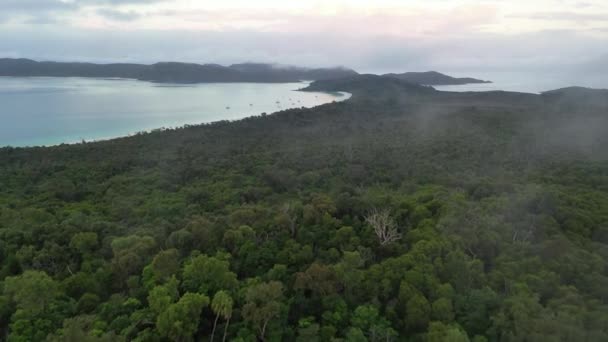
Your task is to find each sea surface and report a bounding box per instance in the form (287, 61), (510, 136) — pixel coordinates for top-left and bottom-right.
(0, 77), (349, 147)
(433, 70), (608, 93)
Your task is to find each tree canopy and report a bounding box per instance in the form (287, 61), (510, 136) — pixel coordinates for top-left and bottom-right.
(1, 83), (607, 340)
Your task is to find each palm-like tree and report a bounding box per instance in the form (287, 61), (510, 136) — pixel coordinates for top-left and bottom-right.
(210, 290), (234, 342)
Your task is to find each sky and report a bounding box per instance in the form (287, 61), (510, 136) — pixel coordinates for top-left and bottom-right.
(0, 0), (607, 73)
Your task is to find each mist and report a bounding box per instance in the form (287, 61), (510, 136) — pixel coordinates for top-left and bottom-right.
(0, 27), (606, 78)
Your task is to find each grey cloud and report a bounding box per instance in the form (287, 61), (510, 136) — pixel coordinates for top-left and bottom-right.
(0, 0), (77, 26)
(25, 15), (65, 25)
(97, 9), (142, 21)
(80, 0), (166, 4)
(0, 0), (163, 26)
(0, 27), (605, 75)
(0, 0), (164, 12)
(0, 0), (77, 12)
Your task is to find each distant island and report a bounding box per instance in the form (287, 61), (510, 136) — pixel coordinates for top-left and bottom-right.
(302, 74), (436, 97)
(0, 58), (357, 83)
(0, 58), (491, 85)
(383, 71), (491, 85)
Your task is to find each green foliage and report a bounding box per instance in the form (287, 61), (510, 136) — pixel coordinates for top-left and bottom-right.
(3, 270), (59, 314)
(148, 248), (180, 284)
(1, 85), (607, 340)
(242, 281), (285, 340)
(156, 292), (209, 342)
(182, 254), (238, 296)
(148, 277), (180, 315)
(426, 322), (470, 342)
(111, 235), (156, 286)
(70, 232), (99, 257)
(350, 305), (397, 341)
(406, 294), (431, 331)
(211, 290), (233, 320)
(211, 290), (234, 342)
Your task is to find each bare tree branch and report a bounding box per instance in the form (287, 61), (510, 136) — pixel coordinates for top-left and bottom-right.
(365, 208), (402, 246)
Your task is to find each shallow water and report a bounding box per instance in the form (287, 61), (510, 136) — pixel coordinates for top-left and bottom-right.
(0, 77), (349, 147)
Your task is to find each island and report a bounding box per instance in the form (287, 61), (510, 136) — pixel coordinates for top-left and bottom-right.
(383, 70), (491, 85)
(0, 58), (358, 83)
(0, 59), (492, 86)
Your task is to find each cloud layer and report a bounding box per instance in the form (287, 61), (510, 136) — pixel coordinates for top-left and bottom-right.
(0, 0), (606, 73)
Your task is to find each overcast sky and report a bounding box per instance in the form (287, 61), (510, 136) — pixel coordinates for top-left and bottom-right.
(1, 0), (607, 73)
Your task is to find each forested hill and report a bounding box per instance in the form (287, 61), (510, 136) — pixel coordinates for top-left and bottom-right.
(0, 58), (357, 83)
(302, 74), (436, 93)
(1, 78), (608, 341)
(0, 58), (491, 86)
(382, 71), (491, 85)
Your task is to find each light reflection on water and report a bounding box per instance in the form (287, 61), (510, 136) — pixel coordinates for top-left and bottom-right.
(0, 77), (349, 147)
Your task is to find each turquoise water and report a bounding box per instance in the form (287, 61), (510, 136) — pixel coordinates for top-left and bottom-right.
(0, 77), (349, 147)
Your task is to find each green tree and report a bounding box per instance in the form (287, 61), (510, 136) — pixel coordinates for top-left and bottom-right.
(242, 281), (285, 341)
(3, 270), (60, 314)
(406, 294), (431, 331)
(148, 276), (180, 315)
(296, 317), (320, 342)
(345, 327), (368, 342)
(111, 235), (156, 286)
(294, 263), (339, 296)
(156, 292), (209, 342)
(351, 305), (397, 342)
(182, 254), (238, 296)
(47, 314), (122, 342)
(70, 232), (99, 258)
(431, 297), (454, 323)
(210, 290), (234, 342)
(150, 248), (180, 284)
(426, 322), (470, 342)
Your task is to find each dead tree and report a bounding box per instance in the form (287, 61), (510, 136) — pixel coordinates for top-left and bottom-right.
(365, 209), (402, 246)
(281, 202), (298, 238)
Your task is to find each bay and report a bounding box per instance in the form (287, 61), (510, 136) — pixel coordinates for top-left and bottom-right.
(0, 77), (349, 147)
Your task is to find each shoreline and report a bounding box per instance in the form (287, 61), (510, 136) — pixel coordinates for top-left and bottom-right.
(0, 87), (351, 149)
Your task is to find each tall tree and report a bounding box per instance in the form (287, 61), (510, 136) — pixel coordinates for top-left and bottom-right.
(156, 292), (209, 342)
(242, 281), (285, 341)
(182, 254), (238, 296)
(3, 270), (59, 314)
(210, 290), (233, 342)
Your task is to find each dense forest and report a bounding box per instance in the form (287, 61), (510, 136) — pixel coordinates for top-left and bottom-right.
(0, 59), (357, 84)
(0, 76), (607, 341)
(382, 71), (490, 85)
(0, 58), (491, 86)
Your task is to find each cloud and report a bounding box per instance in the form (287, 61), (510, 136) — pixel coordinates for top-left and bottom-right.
(0, 0), (78, 26)
(0, 0), (77, 12)
(113, 3), (498, 38)
(0, 0), (163, 13)
(97, 9), (142, 21)
(92, 0), (165, 3)
(0, 0), (606, 74)
(81, 0), (165, 4)
(0, 26), (604, 74)
(0, 0), (163, 26)
(514, 11), (608, 22)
